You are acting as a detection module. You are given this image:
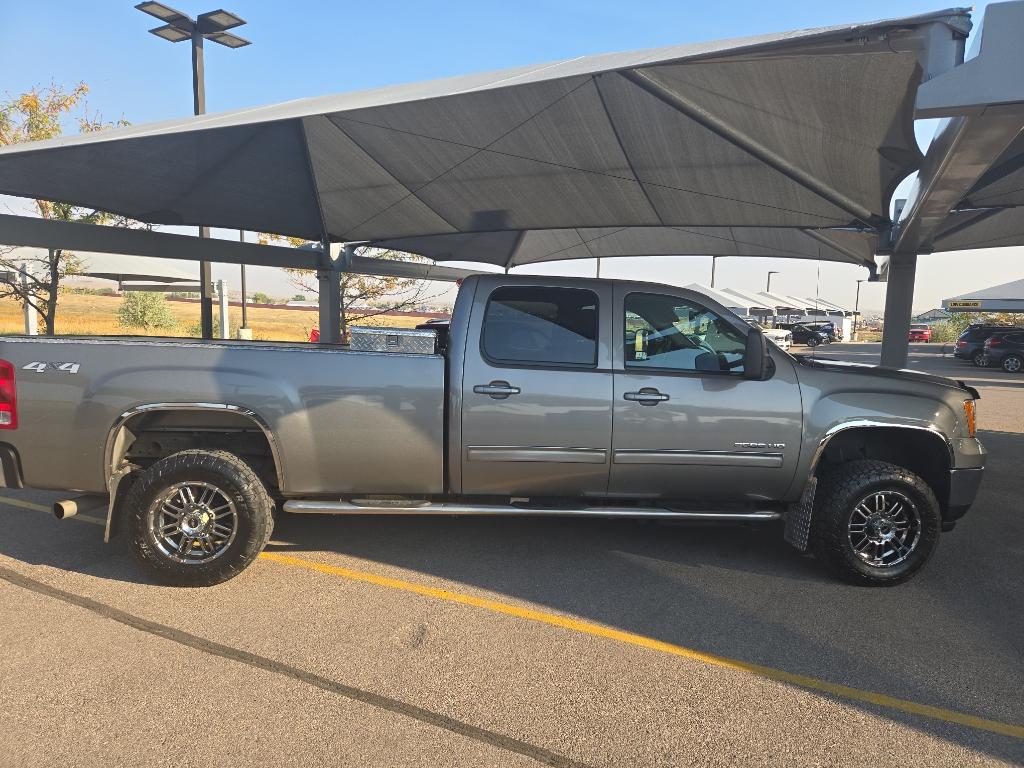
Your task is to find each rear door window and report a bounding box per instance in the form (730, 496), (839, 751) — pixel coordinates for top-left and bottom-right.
(482, 286), (598, 367)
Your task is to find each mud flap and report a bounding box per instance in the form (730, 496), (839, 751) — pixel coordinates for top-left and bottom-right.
(784, 475), (817, 552)
(104, 465), (134, 543)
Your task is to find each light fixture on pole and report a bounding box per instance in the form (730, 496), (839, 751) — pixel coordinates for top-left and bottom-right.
(766, 271), (780, 292)
(136, 2), (250, 340)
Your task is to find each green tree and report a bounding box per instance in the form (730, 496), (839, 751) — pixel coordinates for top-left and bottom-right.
(292, 293), (307, 302)
(930, 313), (973, 343)
(117, 292), (178, 332)
(0, 83), (133, 334)
(251, 292), (272, 304)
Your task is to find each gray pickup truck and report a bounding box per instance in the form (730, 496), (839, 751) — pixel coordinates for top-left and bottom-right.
(0, 275), (984, 587)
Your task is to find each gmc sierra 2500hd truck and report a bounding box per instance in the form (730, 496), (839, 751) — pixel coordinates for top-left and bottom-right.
(0, 275), (984, 587)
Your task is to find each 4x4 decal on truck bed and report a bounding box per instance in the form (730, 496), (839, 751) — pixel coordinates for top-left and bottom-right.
(22, 361), (80, 374)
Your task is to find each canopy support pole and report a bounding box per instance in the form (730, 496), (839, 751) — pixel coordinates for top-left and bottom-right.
(199, 247), (214, 339)
(317, 241), (343, 345)
(880, 253), (917, 368)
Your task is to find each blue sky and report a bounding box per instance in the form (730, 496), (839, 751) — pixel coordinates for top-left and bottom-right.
(2, 1), (1014, 312)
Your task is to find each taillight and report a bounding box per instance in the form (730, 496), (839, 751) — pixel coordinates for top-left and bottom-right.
(987, 338), (1002, 347)
(956, 340), (967, 348)
(0, 360), (16, 429)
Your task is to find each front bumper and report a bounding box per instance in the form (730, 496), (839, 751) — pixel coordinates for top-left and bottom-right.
(945, 467), (984, 523)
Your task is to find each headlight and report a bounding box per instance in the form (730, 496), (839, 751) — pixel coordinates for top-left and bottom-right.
(963, 399), (977, 438)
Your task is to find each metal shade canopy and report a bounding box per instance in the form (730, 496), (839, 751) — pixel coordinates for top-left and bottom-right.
(0, 9), (970, 269)
(684, 283), (764, 315)
(942, 277), (1024, 312)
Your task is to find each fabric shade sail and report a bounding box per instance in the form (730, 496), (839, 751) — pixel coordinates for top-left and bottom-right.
(370, 226), (876, 269)
(0, 9), (966, 271)
(925, 123), (1024, 254)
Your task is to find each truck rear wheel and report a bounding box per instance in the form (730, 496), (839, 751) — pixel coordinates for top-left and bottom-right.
(125, 450), (274, 587)
(810, 460), (940, 586)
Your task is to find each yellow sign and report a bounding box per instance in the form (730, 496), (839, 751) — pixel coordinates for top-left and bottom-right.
(948, 301), (981, 308)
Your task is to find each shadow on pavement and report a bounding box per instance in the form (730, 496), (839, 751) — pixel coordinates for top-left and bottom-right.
(0, 446), (1021, 761)
(256, 428), (1021, 762)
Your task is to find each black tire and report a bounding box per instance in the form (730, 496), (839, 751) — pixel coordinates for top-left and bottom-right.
(125, 450), (274, 587)
(810, 460), (940, 586)
(972, 350), (989, 367)
(806, 337), (820, 348)
(1002, 354), (1023, 374)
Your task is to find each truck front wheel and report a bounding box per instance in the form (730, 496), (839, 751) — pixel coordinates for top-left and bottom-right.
(810, 460), (940, 586)
(125, 450), (274, 587)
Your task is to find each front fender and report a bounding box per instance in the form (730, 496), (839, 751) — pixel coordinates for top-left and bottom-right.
(788, 392), (959, 499)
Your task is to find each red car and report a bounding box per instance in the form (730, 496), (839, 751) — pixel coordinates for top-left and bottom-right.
(909, 323), (932, 342)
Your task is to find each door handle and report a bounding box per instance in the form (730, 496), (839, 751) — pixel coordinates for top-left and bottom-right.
(624, 388), (669, 405)
(473, 381), (521, 399)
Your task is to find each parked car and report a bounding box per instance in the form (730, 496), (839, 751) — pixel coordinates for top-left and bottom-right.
(909, 324), (932, 342)
(954, 324), (1024, 367)
(779, 322), (831, 347)
(805, 321), (843, 342)
(744, 319), (792, 351)
(982, 330), (1024, 373)
(0, 275), (984, 587)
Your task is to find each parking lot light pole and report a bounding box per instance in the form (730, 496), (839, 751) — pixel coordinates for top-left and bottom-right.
(135, 2), (251, 339)
(766, 271), (780, 292)
(853, 279), (867, 340)
(710, 256), (722, 287)
(239, 229), (250, 335)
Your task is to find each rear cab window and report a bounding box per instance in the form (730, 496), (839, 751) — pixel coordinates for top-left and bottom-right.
(481, 286), (598, 367)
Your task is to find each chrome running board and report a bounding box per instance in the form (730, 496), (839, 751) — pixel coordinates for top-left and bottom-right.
(282, 500), (780, 521)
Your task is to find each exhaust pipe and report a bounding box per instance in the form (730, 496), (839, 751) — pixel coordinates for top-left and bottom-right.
(53, 495), (107, 520)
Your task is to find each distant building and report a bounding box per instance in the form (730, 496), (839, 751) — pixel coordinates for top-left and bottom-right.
(913, 308), (952, 325)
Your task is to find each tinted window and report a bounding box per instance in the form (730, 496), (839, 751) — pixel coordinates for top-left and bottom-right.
(625, 293), (746, 373)
(482, 286), (598, 366)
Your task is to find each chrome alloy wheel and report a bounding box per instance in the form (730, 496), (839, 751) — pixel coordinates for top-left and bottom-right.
(148, 481), (238, 564)
(847, 490), (922, 568)
(1003, 356), (1022, 373)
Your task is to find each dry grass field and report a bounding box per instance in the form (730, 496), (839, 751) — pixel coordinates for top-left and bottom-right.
(0, 293), (436, 342)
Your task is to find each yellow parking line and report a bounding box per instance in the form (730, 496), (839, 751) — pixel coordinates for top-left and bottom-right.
(0, 496), (105, 526)
(259, 550), (1024, 741)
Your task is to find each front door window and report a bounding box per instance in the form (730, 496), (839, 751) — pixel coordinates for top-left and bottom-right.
(625, 292), (746, 374)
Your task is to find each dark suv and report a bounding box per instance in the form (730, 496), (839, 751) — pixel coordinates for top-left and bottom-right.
(954, 324), (1024, 367)
(983, 330), (1024, 373)
(804, 321), (842, 342)
(779, 322), (832, 347)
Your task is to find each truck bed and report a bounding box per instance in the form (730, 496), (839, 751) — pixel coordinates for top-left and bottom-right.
(0, 335), (445, 495)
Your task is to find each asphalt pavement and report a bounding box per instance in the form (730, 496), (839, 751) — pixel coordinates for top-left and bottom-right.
(0, 342), (1021, 767)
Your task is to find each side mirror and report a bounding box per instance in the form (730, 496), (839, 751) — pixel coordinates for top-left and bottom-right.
(743, 328), (772, 380)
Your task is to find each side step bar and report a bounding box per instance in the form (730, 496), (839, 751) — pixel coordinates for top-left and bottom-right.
(282, 500), (780, 521)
